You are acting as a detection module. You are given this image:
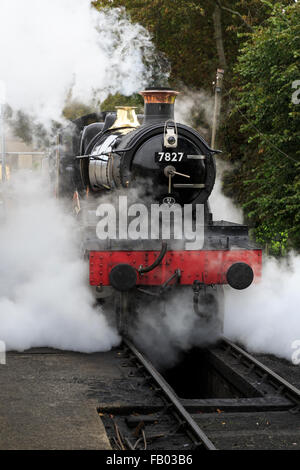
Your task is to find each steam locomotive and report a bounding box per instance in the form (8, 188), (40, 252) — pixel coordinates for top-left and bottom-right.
(52, 89), (262, 335)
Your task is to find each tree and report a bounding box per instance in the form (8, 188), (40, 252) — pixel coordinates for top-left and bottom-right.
(92, 0), (293, 89)
(100, 92), (143, 112)
(93, 1), (227, 87)
(223, 2), (300, 253)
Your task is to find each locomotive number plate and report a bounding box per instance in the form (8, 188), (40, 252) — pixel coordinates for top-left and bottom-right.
(155, 151), (186, 163)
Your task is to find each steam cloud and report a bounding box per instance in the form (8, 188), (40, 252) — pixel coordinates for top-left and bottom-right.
(225, 255), (300, 362)
(134, 289), (221, 369)
(0, 172), (120, 352)
(209, 160), (243, 224)
(0, 0), (167, 122)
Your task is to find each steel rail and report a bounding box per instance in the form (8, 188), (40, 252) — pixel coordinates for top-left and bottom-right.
(222, 337), (300, 406)
(123, 338), (217, 450)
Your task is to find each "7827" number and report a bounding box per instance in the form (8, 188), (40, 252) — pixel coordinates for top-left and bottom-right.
(156, 152), (185, 162)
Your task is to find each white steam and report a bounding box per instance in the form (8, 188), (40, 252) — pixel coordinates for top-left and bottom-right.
(0, 171), (120, 352)
(0, 0), (163, 122)
(225, 254), (300, 362)
(210, 159), (243, 224)
(134, 288), (221, 368)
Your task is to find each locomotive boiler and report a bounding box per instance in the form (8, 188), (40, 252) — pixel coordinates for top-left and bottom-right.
(52, 88), (262, 335)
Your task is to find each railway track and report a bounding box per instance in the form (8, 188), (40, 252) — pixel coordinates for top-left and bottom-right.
(216, 337), (300, 408)
(99, 337), (300, 450)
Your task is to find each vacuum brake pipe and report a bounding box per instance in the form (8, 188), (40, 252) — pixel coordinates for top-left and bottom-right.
(138, 242), (168, 274)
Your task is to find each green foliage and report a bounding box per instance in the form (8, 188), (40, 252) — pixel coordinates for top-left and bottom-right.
(6, 109), (55, 149)
(9, 110), (33, 145)
(253, 224), (289, 256)
(224, 2), (300, 253)
(62, 101), (95, 121)
(100, 92), (143, 112)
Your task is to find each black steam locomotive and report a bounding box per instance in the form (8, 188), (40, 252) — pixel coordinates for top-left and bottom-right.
(51, 89), (261, 335)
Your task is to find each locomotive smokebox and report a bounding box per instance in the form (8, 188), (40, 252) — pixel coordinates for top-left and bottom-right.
(139, 88), (179, 125)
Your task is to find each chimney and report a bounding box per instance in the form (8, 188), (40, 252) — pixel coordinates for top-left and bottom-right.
(139, 88), (179, 125)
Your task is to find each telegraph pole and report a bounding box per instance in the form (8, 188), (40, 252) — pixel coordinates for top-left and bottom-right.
(0, 81), (6, 182)
(211, 68), (224, 149)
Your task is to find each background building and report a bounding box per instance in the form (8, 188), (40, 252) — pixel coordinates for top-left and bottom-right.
(1, 127), (46, 180)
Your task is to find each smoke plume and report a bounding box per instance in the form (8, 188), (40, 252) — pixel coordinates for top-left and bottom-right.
(0, 171), (120, 352)
(0, 0), (167, 123)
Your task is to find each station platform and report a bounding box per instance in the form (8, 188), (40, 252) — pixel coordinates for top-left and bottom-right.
(0, 348), (123, 450)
